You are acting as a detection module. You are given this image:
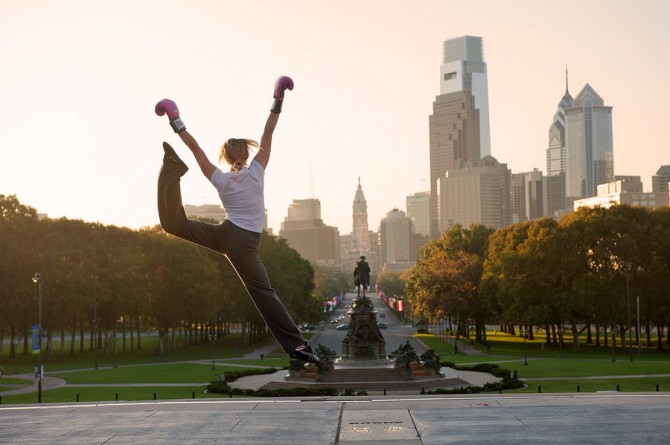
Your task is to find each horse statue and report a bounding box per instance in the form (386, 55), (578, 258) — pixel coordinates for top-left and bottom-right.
(353, 256), (370, 297)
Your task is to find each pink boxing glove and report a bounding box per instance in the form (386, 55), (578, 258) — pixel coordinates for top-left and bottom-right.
(271, 75), (294, 114)
(155, 98), (186, 133)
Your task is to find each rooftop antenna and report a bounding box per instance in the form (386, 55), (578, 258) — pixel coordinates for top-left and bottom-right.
(565, 64), (569, 95)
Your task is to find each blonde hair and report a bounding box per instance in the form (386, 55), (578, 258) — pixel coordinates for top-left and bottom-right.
(219, 138), (259, 171)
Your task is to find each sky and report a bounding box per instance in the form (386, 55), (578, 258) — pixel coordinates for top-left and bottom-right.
(2, 0), (669, 235)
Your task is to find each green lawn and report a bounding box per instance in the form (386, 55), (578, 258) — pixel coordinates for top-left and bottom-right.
(417, 330), (670, 394)
(514, 377), (670, 394)
(3, 385), (227, 405)
(2, 333), (271, 374)
(50, 362), (274, 384)
(2, 329), (669, 404)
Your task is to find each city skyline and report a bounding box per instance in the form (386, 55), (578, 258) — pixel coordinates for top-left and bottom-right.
(2, 1), (669, 235)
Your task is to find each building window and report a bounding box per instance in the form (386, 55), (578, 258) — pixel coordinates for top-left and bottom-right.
(444, 72), (457, 81)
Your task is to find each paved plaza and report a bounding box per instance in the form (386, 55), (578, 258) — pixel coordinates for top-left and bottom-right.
(1, 393), (670, 444)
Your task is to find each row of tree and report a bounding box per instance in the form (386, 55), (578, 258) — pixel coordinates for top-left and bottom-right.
(404, 205), (670, 352)
(0, 195), (325, 362)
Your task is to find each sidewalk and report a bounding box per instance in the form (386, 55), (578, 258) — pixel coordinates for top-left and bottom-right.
(2, 393), (670, 444)
(0, 374), (65, 396)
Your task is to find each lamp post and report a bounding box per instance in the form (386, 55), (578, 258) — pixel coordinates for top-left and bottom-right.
(637, 296), (641, 356)
(209, 333), (217, 370)
(610, 325), (616, 362)
(12, 336), (19, 374)
(523, 325), (528, 366)
(624, 267), (633, 363)
(91, 275), (98, 370)
(32, 272), (43, 404)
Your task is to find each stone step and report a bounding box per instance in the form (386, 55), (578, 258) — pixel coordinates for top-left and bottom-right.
(261, 376), (469, 392)
(318, 368), (407, 383)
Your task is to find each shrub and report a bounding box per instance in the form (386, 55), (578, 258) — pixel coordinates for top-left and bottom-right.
(222, 367), (279, 383)
(430, 362), (523, 394)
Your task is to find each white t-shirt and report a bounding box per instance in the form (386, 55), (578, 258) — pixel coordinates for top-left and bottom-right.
(209, 159), (265, 233)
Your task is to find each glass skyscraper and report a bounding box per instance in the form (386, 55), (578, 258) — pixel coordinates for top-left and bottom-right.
(546, 69), (573, 216)
(564, 84), (614, 206)
(440, 36), (491, 157)
(429, 35), (490, 238)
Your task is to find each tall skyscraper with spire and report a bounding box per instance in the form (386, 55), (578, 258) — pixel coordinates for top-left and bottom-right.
(564, 84), (614, 206)
(340, 178), (378, 279)
(429, 35), (490, 238)
(352, 177), (370, 255)
(546, 68), (573, 216)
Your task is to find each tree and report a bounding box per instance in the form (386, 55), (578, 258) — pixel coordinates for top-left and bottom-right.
(406, 224), (494, 343)
(376, 272), (405, 299)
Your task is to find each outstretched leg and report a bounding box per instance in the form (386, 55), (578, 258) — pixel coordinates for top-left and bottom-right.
(157, 142), (221, 251)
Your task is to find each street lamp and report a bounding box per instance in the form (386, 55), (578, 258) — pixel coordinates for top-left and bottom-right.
(523, 325), (528, 366)
(610, 325), (616, 362)
(91, 275), (98, 370)
(624, 266), (633, 363)
(209, 333), (217, 370)
(32, 272), (43, 403)
(12, 336), (19, 374)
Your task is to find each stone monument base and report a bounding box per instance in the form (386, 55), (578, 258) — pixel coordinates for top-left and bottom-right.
(335, 357), (393, 367)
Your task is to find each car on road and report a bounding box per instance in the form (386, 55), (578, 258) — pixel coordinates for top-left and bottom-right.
(335, 323), (349, 330)
(300, 323), (316, 331)
(377, 322), (388, 329)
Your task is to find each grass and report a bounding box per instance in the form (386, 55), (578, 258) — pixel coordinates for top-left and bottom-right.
(515, 377), (670, 393)
(1, 333), (269, 374)
(3, 386), (227, 405)
(0, 332), (290, 404)
(1, 329), (669, 404)
(50, 362), (276, 384)
(416, 329), (670, 394)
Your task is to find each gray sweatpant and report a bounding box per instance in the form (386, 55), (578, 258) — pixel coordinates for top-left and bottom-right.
(157, 155), (305, 354)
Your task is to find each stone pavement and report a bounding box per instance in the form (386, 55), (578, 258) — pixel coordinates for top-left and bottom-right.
(1, 393), (669, 444)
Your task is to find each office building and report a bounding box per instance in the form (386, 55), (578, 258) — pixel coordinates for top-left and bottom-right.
(511, 169), (545, 223)
(279, 198), (340, 268)
(406, 191), (431, 237)
(546, 69), (573, 216)
(429, 35), (491, 238)
(574, 176), (668, 210)
(652, 165), (670, 193)
(565, 84), (614, 207)
(184, 204), (227, 223)
(441, 35), (491, 157)
(437, 156), (511, 231)
(379, 209), (414, 273)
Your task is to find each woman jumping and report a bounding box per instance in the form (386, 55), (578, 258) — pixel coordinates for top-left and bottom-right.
(155, 76), (319, 364)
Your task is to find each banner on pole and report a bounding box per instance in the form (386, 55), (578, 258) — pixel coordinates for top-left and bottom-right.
(31, 324), (40, 355)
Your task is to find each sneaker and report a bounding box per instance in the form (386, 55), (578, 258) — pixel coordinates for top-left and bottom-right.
(289, 342), (320, 364)
(162, 142), (188, 170)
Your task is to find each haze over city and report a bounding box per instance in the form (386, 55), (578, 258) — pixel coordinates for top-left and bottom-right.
(2, 0), (668, 234)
